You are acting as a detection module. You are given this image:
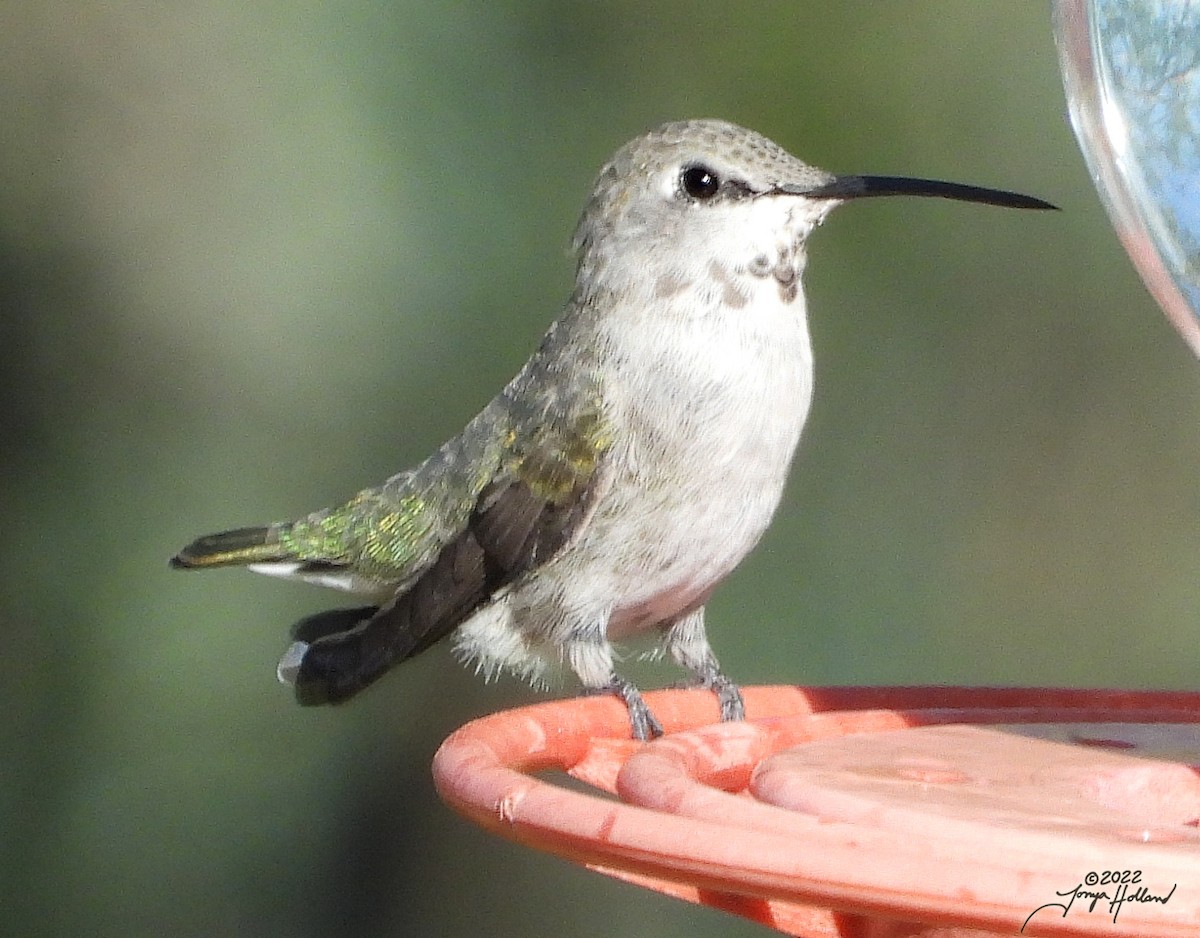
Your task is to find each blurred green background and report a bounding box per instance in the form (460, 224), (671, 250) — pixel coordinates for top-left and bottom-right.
(4, 3), (1199, 936)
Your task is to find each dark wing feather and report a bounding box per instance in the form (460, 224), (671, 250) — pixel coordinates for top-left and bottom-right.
(291, 447), (608, 705)
(290, 605), (380, 644)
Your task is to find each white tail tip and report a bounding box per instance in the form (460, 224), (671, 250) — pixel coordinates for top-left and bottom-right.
(276, 641), (309, 686)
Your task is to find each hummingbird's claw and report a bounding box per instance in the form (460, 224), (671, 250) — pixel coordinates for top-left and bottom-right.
(670, 671), (746, 722)
(590, 677), (664, 740)
(692, 666), (745, 722)
(713, 677), (745, 722)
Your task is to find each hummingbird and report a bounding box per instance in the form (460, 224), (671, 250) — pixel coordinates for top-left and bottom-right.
(171, 119), (1055, 739)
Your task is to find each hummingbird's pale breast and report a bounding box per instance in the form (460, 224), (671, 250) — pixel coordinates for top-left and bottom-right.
(592, 209), (833, 591)
(454, 195), (831, 683)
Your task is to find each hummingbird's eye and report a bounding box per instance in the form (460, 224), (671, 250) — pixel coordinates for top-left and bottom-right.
(680, 165), (721, 201)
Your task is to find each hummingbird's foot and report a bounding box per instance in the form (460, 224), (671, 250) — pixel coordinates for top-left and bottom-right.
(671, 670), (746, 721)
(589, 677), (664, 740)
(660, 607), (745, 723)
(707, 672), (746, 722)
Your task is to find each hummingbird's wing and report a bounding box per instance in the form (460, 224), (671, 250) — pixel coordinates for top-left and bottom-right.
(284, 395), (613, 704)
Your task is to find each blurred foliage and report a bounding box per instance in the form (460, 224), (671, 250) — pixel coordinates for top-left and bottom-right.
(3, 3), (1199, 937)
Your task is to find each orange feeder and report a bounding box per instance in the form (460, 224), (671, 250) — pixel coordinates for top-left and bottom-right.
(432, 686), (1200, 936)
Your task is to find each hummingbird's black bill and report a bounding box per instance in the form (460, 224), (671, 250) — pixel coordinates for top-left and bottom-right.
(793, 175), (1058, 211)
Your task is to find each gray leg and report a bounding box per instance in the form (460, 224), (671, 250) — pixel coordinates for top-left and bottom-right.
(567, 634), (664, 740)
(662, 606), (745, 722)
(589, 675), (665, 741)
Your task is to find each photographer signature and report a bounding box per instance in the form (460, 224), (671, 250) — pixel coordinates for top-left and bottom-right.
(1022, 871), (1176, 931)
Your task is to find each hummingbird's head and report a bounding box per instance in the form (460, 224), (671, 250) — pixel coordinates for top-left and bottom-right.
(573, 119), (840, 303)
(572, 119), (1055, 304)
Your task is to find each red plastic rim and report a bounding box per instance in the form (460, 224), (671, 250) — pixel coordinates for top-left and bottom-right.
(432, 686), (1200, 936)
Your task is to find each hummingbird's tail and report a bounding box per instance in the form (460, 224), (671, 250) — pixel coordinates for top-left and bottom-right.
(170, 526), (292, 569)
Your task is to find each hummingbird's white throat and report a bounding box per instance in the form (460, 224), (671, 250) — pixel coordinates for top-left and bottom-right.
(642, 176), (840, 312)
(744, 195), (838, 303)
